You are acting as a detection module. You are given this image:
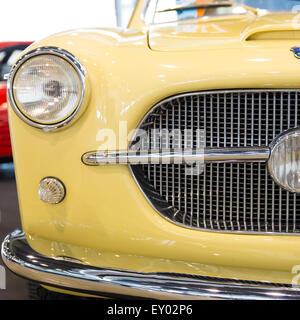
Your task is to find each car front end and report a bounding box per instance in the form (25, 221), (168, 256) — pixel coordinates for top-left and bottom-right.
(2, 0), (300, 299)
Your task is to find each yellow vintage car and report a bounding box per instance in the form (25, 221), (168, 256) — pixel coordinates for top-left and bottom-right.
(2, 0), (300, 300)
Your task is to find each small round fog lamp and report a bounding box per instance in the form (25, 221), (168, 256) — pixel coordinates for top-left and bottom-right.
(268, 130), (300, 193)
(38, 177), (65, 204)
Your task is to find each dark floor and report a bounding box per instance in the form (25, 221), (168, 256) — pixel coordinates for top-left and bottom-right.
(0, 162), (30, 300)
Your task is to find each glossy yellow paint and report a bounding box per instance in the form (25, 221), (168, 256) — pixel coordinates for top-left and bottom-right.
(148, 13), (300, 51)
(7, 2), (300, 289)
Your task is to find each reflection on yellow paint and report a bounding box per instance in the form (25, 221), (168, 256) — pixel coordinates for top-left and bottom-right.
(8, 8), (300, 295)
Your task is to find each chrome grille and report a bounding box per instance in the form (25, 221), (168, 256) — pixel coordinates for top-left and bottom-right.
(130, 90), (300, 234)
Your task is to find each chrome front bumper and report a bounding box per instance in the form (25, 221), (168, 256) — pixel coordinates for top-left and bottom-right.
(2, 230), (300, 300)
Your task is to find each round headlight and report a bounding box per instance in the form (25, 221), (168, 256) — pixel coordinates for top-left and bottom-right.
(268, 129), (300, 193)
(8, 47), (87, 130)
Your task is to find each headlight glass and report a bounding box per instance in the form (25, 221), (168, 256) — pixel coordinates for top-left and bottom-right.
(269, 130), (300, 193)
(13, 55), (82, 124)
(8, 47), (87, 130)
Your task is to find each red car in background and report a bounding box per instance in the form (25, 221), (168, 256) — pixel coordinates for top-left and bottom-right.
(0, 42), (32, 161)
(0, 42), (31, 50)
(0, 84), (10, 159)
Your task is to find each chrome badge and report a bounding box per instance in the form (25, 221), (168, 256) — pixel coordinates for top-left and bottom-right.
(291, 47), (300, 59)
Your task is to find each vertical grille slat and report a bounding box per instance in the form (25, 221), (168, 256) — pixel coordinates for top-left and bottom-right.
(202, 94), (206, 227)
(131, 90), (300, 234)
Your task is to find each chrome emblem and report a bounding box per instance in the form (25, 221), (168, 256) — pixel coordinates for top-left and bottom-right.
(291, 47), (300, 59)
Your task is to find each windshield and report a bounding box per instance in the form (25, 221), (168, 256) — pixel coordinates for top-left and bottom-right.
(149, 0), (300, 24)
(238, 0), (300, 11)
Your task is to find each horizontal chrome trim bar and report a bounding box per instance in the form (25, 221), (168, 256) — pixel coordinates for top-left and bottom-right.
(82, 147), (270, 165)
(2, 230), (300, 300)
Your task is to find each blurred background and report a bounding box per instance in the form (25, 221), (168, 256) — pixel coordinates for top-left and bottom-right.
(1, 0), (140, 41)
(0, 0), (137, 300)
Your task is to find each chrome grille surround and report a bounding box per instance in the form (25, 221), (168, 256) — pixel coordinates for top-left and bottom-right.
(130, 90), (300, 235)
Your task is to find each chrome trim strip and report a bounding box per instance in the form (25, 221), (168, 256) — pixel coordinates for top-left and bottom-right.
(82, 147), (270, 166)
(7, 46), (87, 131)
(2, 230), (300, 300)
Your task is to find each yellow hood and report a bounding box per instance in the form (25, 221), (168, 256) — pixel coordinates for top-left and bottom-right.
(148, 13), (300, 51)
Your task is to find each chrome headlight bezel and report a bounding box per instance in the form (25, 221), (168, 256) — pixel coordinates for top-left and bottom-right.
(7, 46), (87, 131)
